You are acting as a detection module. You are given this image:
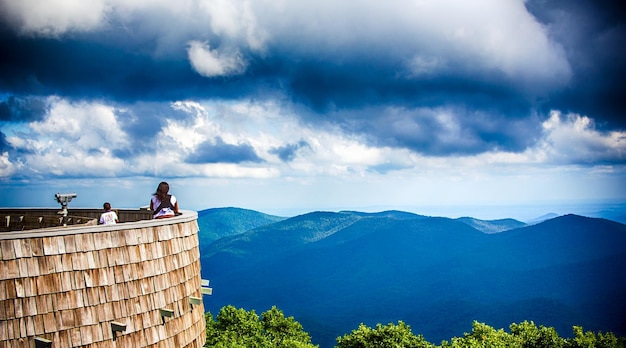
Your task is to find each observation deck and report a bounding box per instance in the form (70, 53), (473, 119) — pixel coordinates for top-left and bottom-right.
(0, 208), (208, 347)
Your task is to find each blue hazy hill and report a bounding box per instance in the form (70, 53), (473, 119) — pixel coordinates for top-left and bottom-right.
(197, 207), (286, 251)
(455, 216), (527, 233)
(198, 209), (626, 348)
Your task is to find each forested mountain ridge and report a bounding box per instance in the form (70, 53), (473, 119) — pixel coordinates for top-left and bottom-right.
(455, 216), (527, 233)
(199, 208), (526, 241)
(197, 209), (626, 348)
(202, 210), (435, 265)
(197, 207), (286, 250)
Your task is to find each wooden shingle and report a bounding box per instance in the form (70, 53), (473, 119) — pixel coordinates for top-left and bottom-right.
(1, 240), (16, 260)
(43, 312), (57, 333)
(69, 327), (82, 346)
(78, 233), (95, 253)
(59, 309), (75, 330)
(5, 259), (19, 279)
(36, 256), (51, 275)
(110, 230), (125, 248)
(12, 239), (24, 258)
(97, 249), (109, 268)
(100, 322), (113, 341)
(25, 256), (40, 278)
(2, 279), (16, 301)
(24, 296), (37, 316)
(0, 262), (5, 281)
(30, 238), (44, 257)
(80, 325), (93, 344)
(56, 291), (70, 311)
(42, 237), (59, 256)
(25, 315), (35, 336)
(86, 250), (97, 269)
(63, 235), (77, 253)
(84, 286), (99, 306)
(33, 314), (44, 336)
(14, 298), (24, 318)
(93, 232), (111, 250)
(56, 235), (66, 254)
(0, 315), (6, 341)
(60, 271), (73, 292)
(0, 280), (9, 304)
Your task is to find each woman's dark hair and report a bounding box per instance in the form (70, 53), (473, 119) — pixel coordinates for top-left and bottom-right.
(154, 182), (170, 199)
(103, 202), (111, 210)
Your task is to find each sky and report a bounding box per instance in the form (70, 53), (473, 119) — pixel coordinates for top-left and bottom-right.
(0, 0), (625, 220)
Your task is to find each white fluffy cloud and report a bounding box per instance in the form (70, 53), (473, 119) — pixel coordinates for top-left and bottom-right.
(5, 96), (625, 182)
(539, 111), (626, 164)
(187, 41), (248, 77)
(0, 0), (109, 36)
(6, 98), (130, 177)
(197, 0), (267, 51)
(29, 98), (129, 149)
(2, 96), (625, 212)
(0, 152), (15, 177)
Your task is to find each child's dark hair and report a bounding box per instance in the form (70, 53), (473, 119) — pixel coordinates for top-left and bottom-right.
(103, 202), (111, 211)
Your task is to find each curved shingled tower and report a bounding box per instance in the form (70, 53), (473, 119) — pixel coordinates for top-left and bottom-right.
(0, 209), (207, 347)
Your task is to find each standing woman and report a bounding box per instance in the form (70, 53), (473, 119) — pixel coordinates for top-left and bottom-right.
(150, 181), (179, 218)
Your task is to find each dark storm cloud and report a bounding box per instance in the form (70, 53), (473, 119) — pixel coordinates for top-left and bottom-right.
(283, 45), (533, 114)
(264, 46), (544, 155)
(270, 140), (310, 162)
(525, 0), (626, 129)
(333, 106), (542, 156)
(0, 95), (47, 122)
(0, 8), (542, 111)
(186, 137), (263, 164)
(111, 102), (187, 159)
(0, 29), (201, 102)
(0, 30), (544, 157)
(0, 0), (624, 161)
(0, 19), (261, 105)
(0, 130), (9, 151)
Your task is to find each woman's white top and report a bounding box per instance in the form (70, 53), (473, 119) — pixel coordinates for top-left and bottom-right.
(151, 195), (177, 218)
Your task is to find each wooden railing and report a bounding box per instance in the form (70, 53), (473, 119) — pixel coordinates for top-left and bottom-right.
(0, 208), (154, 232)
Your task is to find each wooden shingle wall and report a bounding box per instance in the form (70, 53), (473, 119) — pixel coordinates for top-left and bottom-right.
(0, 212), (206, 348)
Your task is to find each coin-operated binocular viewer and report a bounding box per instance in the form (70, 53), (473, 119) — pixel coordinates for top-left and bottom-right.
(55, 193), (77, 226)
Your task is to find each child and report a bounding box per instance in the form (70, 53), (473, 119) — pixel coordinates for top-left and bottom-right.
(99, 202), (119, 224)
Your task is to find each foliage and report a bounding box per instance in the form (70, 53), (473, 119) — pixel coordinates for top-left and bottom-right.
(510, 320), (564, 348)
(439, 321), (521, 348)
(340, 320), (626, 348)
(204, 305), (318, 348)
(205, 305), (626, 348)
(564, 326), (626, 348)
(335, 321), (435, 348)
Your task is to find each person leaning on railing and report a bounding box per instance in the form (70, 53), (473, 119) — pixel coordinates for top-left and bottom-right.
(149, 181), (180, 219)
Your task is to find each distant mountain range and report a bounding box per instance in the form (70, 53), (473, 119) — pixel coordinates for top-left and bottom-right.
(198, 208), (626, 348)
(454, 216), (527, 233)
